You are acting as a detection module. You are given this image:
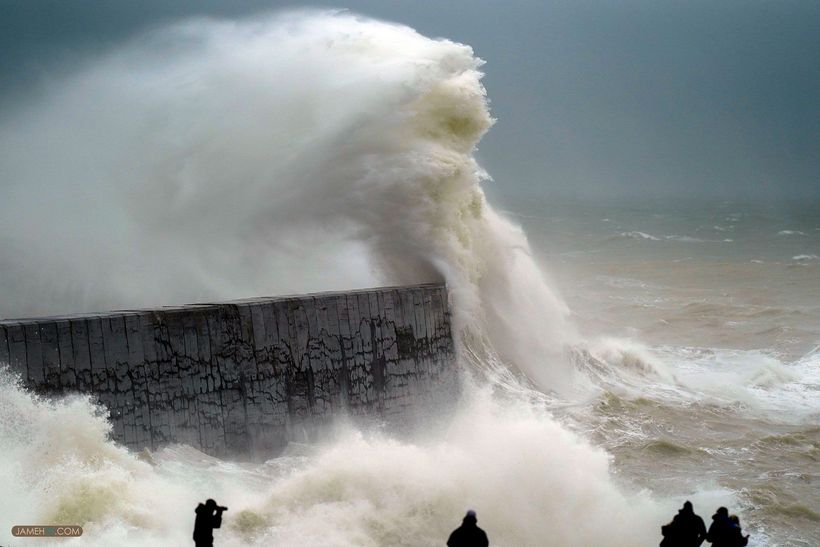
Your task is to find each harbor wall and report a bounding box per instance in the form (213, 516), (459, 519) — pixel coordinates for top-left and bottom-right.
(0, 284), (458, 457)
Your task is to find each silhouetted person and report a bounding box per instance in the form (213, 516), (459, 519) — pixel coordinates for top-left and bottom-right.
(660, 519), (677, 547)
(661, 500), (707, 546)
(728, 515), (749, 546)
(706, 507), (732, 547)
(447, 510), (489, 547)
(193, 499), (227, 547)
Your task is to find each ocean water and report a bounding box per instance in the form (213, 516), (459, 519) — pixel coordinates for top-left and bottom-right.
(0, 10), (817, 546)
(502, 199), (820, 545)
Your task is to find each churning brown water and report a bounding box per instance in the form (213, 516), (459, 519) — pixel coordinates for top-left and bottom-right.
(510, 198), (820, 546)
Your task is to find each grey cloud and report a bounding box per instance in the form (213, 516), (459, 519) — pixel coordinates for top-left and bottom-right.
(1, 0), (817, 201)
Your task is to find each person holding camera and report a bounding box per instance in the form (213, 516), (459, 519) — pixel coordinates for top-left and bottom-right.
(193, 498), (228, 547)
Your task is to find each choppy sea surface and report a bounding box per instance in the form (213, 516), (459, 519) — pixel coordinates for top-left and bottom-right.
(502, 197), (820, 546)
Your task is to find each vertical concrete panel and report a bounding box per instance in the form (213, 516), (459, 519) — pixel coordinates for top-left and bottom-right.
(239, 303), (267, 454)
(56, 320), (76, 388)
(429, 288), (443, 341)
(422, 289), (435, 341)
(193, 309), (224, 456)
(322, 296), (344, 411)
(125, 315), (146, 371)
(378, 291), (400, 404)
(182, 314), (199, 397)
(0, 325), (10, 368)
(164, 312), (198, 447)
(193, 311), (213, 393)
(139, 313), (161, 450)
(266, 304), (290, 440)
(70, 319), (92, 392)
(235, 304), (257, 377)
(87, 317), (107, 393)
(357, 293), (374, 366)
(305, 297), (331, 418)
(272, 300), (293, 384)
(5, 323), (26, 380)
(433, 286), (459, 405)
(420, 289), (442, 409)
(184, 310), (209, 454)
(125, 314), (151, 449)
(324, 297), (341, 366)
(151, 315), (176, 446)
(400, 289), (417, 339)
(24, 323), (45, 385)
(390, 289), (415, 399)
(208, 306), (248, 455)
(334, 295), (353, 407)
(102, 315), (129, 443)
(346, 293), (366, 410)
(429, 288), (445, 372)
(196, 308), (222, 456)
(412, 288), (428, 339)
(379, 291), (399, 365)
(312, 297), (329, 373)
(257, 303), (277, 383)
(250, 303), (268, 372)
(412, 289), (430, 381)
(245, 302), (286, 456)
(359, 292), (377, 406)
(367, 291), (385, 408)
(420, 288), (435, 381)
(270, 300), (296, 440)
(260, 302), (286, 414)
(235, 304), (259, 382)
(40, 322), (61, 391)
(106, 316), (131, 398)
(292, 300), (310, 376)
(305, 298), (320, 368)
(286, 299), (313, 434)
(398, 289), (419, 385)
(433, 287), (455, 366)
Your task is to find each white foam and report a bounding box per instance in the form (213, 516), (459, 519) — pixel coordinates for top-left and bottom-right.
(617, 231), (661, 241)
(0, 371), (665, 546)
(638, 346), (819, 421)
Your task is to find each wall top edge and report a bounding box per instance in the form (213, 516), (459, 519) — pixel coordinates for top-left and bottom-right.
(0, 282), (447, 325)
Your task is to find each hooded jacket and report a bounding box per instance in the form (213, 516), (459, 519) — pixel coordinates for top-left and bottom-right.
(447, 516), (489, 547)
(706, 511), (732, 547)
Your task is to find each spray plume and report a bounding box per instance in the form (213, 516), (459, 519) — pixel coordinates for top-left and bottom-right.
(0, 12), (665, 546)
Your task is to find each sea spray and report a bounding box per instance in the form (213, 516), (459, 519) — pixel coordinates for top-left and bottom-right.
(0, 368), (663, 546)
(0, 10), (576, 389)
(0, 10), (667, 546)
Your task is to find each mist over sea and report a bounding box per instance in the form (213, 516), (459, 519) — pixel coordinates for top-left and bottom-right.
(0, 10), (817, 546)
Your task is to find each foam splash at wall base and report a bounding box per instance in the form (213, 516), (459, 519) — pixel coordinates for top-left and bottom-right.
(0, 371), (663, 546)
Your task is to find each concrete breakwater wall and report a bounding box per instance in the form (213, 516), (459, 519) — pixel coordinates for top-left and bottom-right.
(0, 284), (458, 457)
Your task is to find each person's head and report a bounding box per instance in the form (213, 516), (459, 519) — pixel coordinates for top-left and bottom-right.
(729, 515), (740, 525)
(682, 501), (693, 513)
(463, 510), (477, 524)
(205, 499), (217, 509)
(716, 507), (729, 518)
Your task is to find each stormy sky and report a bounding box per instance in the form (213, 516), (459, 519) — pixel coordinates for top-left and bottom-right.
(1, 0), (817, 203)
